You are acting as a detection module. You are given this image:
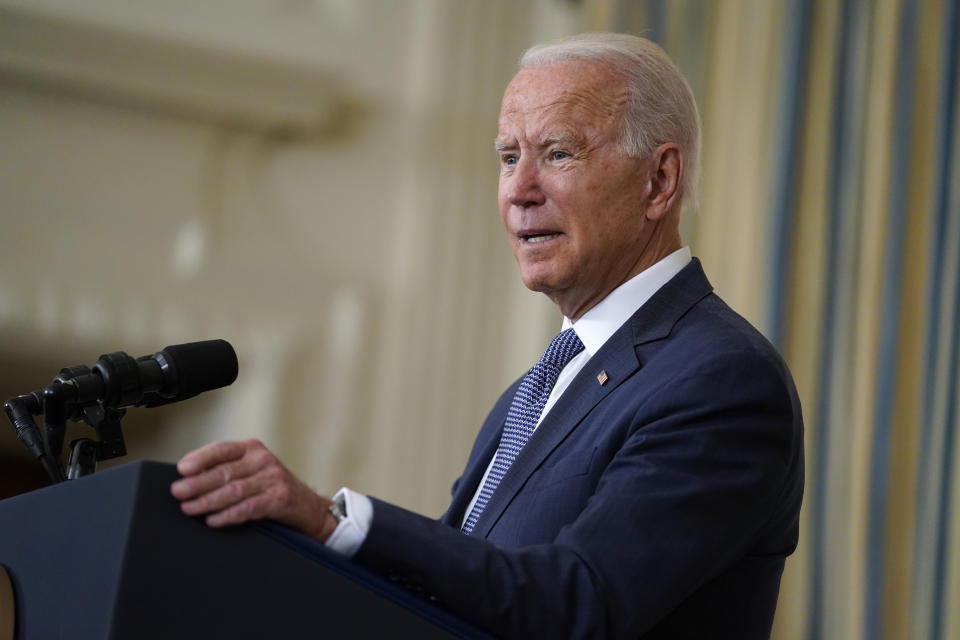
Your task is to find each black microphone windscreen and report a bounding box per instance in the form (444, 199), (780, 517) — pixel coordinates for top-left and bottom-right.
(160, 340), (238, 398)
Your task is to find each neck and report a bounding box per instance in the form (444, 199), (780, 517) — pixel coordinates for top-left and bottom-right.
(561, 231), (683, 322)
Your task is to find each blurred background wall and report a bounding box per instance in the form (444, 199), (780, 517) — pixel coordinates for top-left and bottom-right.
(0, 1), (957, 639)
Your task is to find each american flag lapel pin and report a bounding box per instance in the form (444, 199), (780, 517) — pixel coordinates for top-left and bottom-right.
(596, 370), (609, 385)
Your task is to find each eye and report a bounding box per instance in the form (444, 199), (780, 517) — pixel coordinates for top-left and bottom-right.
(550, 150), (570, 161)
(501, 154), (518, 167)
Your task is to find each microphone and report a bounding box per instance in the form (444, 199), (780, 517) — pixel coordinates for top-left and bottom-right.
(5, 339), (238, 483)
(56, 339), (239, 410)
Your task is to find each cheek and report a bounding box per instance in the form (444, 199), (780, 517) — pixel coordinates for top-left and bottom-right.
(497, 195), (509, 228)
(497, 176), (511, 212)
(541, 176), (582, 218)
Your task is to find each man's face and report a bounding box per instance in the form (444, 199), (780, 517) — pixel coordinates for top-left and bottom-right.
(496, 61), (659, 320)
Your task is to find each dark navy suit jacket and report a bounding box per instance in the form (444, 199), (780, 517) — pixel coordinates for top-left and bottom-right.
(356, 259), (804, 638)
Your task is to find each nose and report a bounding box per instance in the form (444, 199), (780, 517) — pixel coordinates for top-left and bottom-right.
(503, 156), (544, 209)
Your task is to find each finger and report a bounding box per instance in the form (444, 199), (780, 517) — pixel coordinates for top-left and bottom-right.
(177, 440), (247, 476)
(204, 490), (283, 528)
(179, 470), (267, 517)
(171, 452), (264, 500)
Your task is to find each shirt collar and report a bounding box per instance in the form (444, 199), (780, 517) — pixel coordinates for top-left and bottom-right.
(562, 246), (692, 356)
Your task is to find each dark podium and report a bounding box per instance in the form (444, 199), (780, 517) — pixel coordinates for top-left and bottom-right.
(0, 461), (489, 639)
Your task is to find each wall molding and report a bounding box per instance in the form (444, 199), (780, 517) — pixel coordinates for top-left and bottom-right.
(0, 6), (340, 137)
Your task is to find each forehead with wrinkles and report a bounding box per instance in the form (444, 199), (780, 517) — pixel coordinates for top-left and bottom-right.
(498, 61), (628, 145)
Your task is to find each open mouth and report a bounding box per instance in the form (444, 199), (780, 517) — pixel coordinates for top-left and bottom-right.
(522, 232), (562, 244)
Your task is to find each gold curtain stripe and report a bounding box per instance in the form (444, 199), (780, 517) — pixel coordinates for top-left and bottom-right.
(695, 0), (782, 326)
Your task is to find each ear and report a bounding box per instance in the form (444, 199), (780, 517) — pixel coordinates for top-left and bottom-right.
(645, 143), (684, 220)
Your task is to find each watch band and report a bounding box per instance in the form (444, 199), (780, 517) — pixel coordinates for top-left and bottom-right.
(328, 497), (347, 523)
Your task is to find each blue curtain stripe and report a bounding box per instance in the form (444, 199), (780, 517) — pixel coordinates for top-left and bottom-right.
(864, 1), (920, 638)
(917, 0), (960, 637)
(767, 0), (814, 349)
(809, 1), (863, 636)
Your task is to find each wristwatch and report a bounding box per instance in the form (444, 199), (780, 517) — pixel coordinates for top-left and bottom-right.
(328, 496), (347, 523)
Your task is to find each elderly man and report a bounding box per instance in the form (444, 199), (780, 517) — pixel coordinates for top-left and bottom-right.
(171, 33), (803, 638)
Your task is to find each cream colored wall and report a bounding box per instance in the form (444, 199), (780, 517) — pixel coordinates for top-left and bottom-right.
(0, 0), (585, 514)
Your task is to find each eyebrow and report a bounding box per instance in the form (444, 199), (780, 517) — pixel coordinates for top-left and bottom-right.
(493, 132), (583, 153)
(540, 132), (581, 148)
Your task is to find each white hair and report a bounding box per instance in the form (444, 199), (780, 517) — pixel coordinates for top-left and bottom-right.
(520, 33), (702, 209)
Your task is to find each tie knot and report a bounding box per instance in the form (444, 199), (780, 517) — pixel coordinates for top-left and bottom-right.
(540, 328), (585, 371)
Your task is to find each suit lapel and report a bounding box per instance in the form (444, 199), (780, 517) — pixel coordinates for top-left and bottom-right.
(472, 328), (640, 537)
(627, 258), (713, 349)
(472, 259), (714, 538)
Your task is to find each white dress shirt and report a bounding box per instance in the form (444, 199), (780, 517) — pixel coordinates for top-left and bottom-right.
(327, 247), (693, 555)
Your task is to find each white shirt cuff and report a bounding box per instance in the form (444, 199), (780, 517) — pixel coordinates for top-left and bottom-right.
(324, 487), (373, 557)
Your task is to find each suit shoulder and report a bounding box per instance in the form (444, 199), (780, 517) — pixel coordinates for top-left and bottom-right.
(641, 292), (800, 414)
(674, 294), (787, 368)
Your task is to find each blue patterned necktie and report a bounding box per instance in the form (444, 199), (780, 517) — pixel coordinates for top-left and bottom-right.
(462, 328), (585, 534)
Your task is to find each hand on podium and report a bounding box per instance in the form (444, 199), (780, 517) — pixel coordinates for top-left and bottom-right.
(170, 439), (338, 544)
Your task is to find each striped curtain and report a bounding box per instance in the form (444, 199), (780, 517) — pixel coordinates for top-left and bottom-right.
(590, 1), (960, 638)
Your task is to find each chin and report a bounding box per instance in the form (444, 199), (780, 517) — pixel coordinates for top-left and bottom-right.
(519, 273), (547, 293)
(519, 269), (563, 296)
